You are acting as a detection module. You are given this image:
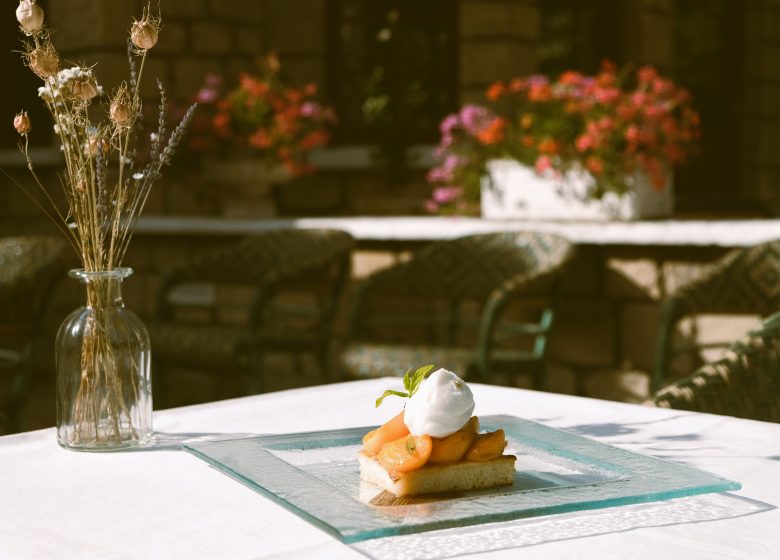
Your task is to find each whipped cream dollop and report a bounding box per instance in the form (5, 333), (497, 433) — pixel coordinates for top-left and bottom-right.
(404, 368), (475, 438)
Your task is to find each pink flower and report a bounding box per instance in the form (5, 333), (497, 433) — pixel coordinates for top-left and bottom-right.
(632, 92), (648, 108)
(535, 155), (553, 173)
(300, 101), (321, 117)
(625, 125), (640, 144)
(575, 134), (594, 152)
(594, 87), (620, 104)
(638, 66), (658, 84)
(432, 186), (463, 204)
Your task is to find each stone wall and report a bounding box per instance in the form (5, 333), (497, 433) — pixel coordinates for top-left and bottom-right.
(743, 0), (780, 212)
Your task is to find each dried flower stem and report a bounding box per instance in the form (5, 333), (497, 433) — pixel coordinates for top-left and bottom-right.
(12, 4), (194, 448)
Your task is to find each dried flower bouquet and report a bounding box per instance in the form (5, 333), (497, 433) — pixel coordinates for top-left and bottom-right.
(10, 1), (196, 448)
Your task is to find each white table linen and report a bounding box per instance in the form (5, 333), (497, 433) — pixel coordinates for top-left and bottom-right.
(1, 378), (778, 559)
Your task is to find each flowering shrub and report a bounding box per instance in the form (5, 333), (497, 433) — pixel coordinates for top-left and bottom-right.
(188, 53), (336, 175)
(426, 62), (701, 215)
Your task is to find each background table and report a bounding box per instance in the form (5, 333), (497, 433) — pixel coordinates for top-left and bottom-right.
(2, 379), (778, 559)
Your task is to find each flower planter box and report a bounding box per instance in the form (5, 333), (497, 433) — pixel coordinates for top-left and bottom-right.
(203, 158), (291, 218)
(480, 160), (673, 221)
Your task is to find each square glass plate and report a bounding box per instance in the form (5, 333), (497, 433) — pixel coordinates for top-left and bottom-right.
(185, 415), (740, 543)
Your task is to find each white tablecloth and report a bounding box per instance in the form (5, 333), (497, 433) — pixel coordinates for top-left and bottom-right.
(1, 379), (778, 559)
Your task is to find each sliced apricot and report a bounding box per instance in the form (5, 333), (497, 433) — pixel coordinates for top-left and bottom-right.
(362, 411), (409, 455)
(428, 416), (479, 464)
(377, 434), (433, 473)
(464, 429), (507, 462)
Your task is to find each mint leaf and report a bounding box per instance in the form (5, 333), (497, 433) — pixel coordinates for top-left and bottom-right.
(374, 364), (434, 407)
(402, 368), (413, 393)
(408, 364), (434, 397)
(375, 389), (409, 408)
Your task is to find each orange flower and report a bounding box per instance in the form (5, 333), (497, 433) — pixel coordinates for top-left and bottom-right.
(558, 71), (582, 86)
(520, 114), (533, 129)
(476, 117), (506, 145)
(538, 137), (559, 154)
(486, 81), (505, 101)
(300, 129), (329, 150)
(248, 129), (271, 149)
(521, 135), (534, 147)
(528, 83), (552, 102)
(585, 156), (604, 176)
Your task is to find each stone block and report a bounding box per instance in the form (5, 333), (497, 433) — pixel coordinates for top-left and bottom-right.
(560, 249), (601, 296)
(155, 21), (188, 54)
(761, 47), (780, 80)
(757, 170), (780, 200)
(460, 1), (539, 40)
(460, 42), (536, 86)
(638, 0), (674, 12)
(605, 259), (659, 301)
(281, 57), (325, 86)
(208, 0), (262, 21)
(759, 123), (780, 165)
(762, 8), (780, 41)
(84, 53), (130, 93)
(226, 58), (260, 82)
(459, 87), (487, 105)
(161, 0), (207, 18)
(138, 58), (172, 99)
(661, 261), (715, 296)
(50, 0), (136, 52)
(267, 16), (324, 53)
(236, 28), (263, 54)
(191, 23), (232, 54)
(696, 314), (762, 363)
(172, 57), (221, 99)
(621, 302), (661, 372)
(548, 299), (614, 368)
(638, 13), (674, 66)
(581, 368), (650, 403)
(759, 85), (780, 117)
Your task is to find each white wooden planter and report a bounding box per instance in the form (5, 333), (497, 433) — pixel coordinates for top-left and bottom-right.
(480, 159), (673, 221)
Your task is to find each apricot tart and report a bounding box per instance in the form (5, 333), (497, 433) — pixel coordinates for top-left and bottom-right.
(359, 367), (516, 497)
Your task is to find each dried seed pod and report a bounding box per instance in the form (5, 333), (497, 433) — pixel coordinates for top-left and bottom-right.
(84, 135), (108, 158)
(109, 84), (134, 127)
(130, 15), (159, 51)
(110, 100), (132, 127)
(14, 111), (31, 134)
(68, 76), (99, 101)
(16, 0), (44, 35)
(27, 43), (58, 78)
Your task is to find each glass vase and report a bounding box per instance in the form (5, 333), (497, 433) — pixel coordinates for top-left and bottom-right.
(56, 268), (152, 450)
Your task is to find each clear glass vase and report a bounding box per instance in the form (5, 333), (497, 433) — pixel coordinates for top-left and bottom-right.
(56, 268), (152, 450)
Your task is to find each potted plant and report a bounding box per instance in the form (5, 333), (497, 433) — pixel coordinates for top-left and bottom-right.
(426, 62), (701, 220)
(189, 54), (336, 217)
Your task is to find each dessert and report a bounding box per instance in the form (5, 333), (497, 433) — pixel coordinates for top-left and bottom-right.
(358, 367), (516, 497)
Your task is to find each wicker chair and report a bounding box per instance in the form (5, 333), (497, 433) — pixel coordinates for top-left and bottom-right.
(150, 229), (353, 402)
(341, 231), (575, 389)
(0, 235), (68, 433)
(650, 312), (780, 422)
(653, 240), (780, 391)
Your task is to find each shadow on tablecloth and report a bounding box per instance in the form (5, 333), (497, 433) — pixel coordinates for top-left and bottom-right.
(351, 493), (774, 560)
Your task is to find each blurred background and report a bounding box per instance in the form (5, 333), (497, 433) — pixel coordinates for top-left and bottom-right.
(1, 0), (778, 433)
(2, 0), (777, 220)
